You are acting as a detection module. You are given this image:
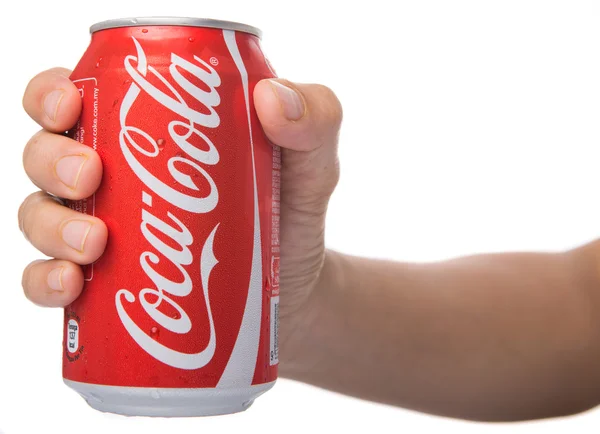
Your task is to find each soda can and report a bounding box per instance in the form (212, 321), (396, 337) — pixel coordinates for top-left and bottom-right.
(63, 17), (281, 417)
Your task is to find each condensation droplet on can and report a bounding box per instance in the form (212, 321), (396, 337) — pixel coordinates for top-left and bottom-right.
(151, 390), (160, 400)
(142, 28), (148, 34)
(188, 37), (195, 42)
(150, 326), (159, 338)
(157, 138), (165, 149)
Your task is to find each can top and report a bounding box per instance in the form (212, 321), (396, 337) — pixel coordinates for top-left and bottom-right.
(90, 17), (262, 38)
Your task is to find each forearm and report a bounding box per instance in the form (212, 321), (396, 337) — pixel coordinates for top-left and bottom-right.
(280, 244), (600, 421)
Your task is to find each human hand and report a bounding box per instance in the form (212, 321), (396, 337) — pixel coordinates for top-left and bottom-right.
(18, 68), (343, 368)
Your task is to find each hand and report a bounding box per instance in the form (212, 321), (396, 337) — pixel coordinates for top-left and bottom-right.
(18, 68), (343, 370)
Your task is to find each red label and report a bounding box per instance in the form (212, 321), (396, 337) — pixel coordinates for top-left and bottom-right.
(64, 26), (279, 388)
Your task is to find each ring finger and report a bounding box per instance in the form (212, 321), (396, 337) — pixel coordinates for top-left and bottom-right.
(18, 191), (107, 264)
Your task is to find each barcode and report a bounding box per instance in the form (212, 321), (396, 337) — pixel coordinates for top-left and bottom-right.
(270, 296), (279, 365)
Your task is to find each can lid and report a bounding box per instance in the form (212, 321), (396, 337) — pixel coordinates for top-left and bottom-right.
(90, 17), (262, 38)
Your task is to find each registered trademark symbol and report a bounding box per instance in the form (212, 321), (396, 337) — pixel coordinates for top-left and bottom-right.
(210, 57), (219, 66)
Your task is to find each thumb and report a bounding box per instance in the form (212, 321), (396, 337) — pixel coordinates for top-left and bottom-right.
(253, 79), (342, 216)
(253, 79), (342, 304)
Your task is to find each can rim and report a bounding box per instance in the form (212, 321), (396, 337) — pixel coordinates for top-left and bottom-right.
(90, 17), (262, 38)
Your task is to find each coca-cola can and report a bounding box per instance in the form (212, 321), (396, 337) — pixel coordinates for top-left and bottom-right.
(63, 17), (281, 417)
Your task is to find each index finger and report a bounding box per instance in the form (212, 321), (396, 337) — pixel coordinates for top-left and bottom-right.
(22, 67), (81, 132)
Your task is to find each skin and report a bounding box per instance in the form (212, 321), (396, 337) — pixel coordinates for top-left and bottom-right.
(19, 68), (600, 422)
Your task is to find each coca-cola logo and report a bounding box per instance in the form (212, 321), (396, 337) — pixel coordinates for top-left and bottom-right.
(114, 37), (222, 369)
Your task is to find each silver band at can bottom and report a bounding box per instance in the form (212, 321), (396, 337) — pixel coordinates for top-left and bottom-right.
(64, 379), (276, 417)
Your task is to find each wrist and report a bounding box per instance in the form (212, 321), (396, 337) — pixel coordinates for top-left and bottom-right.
(278, 249), (345, 379)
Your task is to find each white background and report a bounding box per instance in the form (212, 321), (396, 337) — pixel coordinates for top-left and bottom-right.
(1, 0), (600, 432)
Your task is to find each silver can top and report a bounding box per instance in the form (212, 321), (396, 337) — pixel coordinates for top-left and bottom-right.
(90, 17), (262, 38)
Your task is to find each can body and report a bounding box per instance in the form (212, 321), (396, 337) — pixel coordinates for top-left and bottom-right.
(63, 19), (281, 417)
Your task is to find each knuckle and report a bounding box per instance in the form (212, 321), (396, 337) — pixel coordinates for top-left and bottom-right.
(17, 200), (26, 233)
(327, 157), (341, 192)
(22, 130), (45, 172)
(23, 71), (48, 107)
(314, 84), (343, 126)
(18, 192), (47, 239)
(17, 194), (34, 233)
(22, 68), (73, 113)
(21, 275), (32, 301)
(317, 169), (340, 199)
(21, 261), (39, 302)
(22, 80), (36, 113)
(45, 67), (72, 77)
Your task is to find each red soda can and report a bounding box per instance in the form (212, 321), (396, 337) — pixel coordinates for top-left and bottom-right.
(63, 17), (281, 417)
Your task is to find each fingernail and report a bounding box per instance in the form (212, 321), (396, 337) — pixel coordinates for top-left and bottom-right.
(269, 80), (305, 121)
(55, 154), (88, 190)
(47, 267), (65, 291)
(43, 89), (65, 122)
(61, 220), (93, 253)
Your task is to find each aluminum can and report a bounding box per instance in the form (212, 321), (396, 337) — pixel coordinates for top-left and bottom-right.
(63, 17), (281, 417)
